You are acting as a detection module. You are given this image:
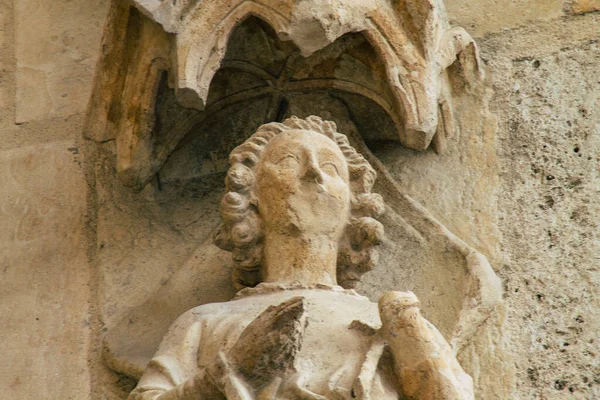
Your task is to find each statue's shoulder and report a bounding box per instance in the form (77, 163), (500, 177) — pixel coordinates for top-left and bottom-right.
(164, 301), (228, 332)
(177, 299), (241, 321)
(167, 284), (379, 336)
(169, 295), (270, 329)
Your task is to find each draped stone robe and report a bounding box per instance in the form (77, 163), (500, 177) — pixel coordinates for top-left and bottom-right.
(130, 283), (399, 400)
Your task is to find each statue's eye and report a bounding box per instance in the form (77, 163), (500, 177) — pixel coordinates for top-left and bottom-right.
(320, 162), (339, 176)
(275, 154), (300, 169)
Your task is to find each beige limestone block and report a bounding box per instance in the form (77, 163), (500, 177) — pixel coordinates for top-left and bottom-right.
(0, 142), (91, 398)
(445, 0), (563, 36)
(571, 0), (600, 13)
(14, 0), (108, 123)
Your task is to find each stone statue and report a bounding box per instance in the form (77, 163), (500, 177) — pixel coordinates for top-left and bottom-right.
(129, 116), (474, 400)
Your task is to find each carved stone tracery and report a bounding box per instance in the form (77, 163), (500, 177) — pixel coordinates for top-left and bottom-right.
(87, 0), (482, 190)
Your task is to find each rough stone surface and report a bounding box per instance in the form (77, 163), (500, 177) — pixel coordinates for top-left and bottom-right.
(14, 0), (108, 123)
(482, 19), (600, 399)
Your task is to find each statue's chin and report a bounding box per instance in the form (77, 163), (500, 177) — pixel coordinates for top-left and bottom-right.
(285, 200), (348, 237)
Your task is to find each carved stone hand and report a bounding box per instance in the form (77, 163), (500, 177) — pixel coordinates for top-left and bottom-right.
(378, 291), (474, 400)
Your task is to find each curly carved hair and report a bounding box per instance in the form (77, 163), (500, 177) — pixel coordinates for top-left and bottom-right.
(213, 116), (385, 290)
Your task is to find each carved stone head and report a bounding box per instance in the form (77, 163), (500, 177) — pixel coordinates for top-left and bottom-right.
(256, 127), (355, 236)
(214, 116), (384, 289)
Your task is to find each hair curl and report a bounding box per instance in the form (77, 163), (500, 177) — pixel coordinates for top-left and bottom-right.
(213, 116), (384, 290)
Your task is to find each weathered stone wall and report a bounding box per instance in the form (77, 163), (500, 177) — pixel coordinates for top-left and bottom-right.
(0, 0), (108, 398)
(481, 13), (600, 398)
(0, 1), (598, 399)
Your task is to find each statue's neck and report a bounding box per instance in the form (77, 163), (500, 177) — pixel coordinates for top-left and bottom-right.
(261, 232), (338, 285)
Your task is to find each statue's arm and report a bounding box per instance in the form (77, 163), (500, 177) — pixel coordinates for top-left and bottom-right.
(128, 314), (224, 400)
(129, 365), (222, 400)
(378, 292), (474, 400)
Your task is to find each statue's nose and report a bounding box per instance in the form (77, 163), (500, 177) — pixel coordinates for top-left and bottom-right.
(301, 154), (325, 185)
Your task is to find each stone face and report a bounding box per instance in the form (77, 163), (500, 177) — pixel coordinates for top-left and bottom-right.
(0, 142), (91, 399)
(14, 0), (108, 123)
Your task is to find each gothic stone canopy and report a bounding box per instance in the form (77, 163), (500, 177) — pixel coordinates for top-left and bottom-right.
(86, 0), (482, 190)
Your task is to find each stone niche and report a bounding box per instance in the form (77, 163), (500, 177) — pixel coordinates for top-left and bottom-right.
(86, 0), (514, 398)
